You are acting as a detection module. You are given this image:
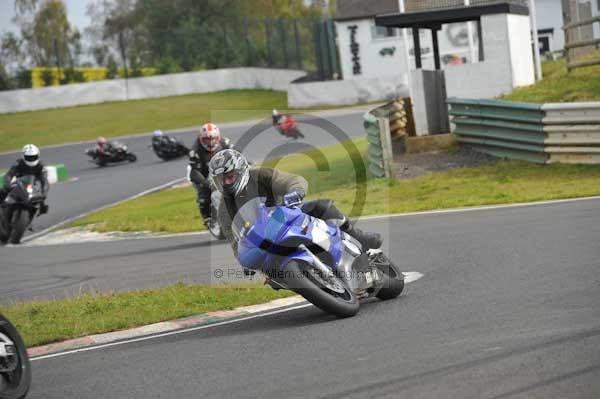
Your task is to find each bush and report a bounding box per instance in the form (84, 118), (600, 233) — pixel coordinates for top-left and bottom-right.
(155, 57), (183, 75)
(15, 69), (32, 88)
(129, 56), (144, 77)
(106, 56), (118, 79)
(60, 68), (86, 84)
(41, 68), (54, 86)
(0, 65), (12, 91)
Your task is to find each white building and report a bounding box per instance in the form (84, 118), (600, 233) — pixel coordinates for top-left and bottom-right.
(333, 0), (581, 82)
(333, 1), (536, 100)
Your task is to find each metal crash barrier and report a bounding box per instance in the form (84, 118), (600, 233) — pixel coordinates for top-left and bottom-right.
(448, 98), (600, 164)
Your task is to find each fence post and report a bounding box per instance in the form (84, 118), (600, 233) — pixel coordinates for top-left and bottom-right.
(279, 19), (289, 69)
(222, 25), (228, 67)
(318, 21), (330, 79)
(294, 19), (303, 70)
(324, 19), (338, 79)
(313, 21), (325, 81)
(244, 17), (254, 66)
(378, 117), (394, 178)
(265, 18), (273, 67)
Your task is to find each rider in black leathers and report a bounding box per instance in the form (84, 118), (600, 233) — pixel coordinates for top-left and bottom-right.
(0, 144), (49, 214)
(152, 130), (185, 157)
(187, 123), (234, 224)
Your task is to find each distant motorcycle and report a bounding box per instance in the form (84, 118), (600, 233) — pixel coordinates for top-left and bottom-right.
(234, 197), (404, 318)
(0, 175), (45, 245)
(275, 115), (304, 139)
(85, 141), (137, 166)
(0, 314), (31, 399)
(151, 136), (189, 161)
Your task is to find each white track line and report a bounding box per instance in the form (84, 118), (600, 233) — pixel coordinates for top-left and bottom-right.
(31, 304), (313, 361)
(23, 177), (186, 243)
(27, 195), (600, 246)
(31, 272), (424, 361)
(358, 195), (600, 222)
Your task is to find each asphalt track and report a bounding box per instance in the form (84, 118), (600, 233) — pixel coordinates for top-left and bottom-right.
(26, 198), (600, 398)
(0, 109), (367, 235)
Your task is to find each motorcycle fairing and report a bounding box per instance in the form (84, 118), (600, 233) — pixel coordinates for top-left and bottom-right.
(237, 203), (344, 273)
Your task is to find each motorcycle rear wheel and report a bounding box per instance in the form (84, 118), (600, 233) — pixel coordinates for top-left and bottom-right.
(0, 210), (8, 243)
(291, 128), (305, 139)
(9, 211), (30, 245)
(371, 252), (404, 300)
(284, 260), (359, 318)
(0, 315), (31, 399)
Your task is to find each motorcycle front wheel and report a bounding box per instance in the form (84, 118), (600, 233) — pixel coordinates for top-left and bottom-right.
(127, 153), (137, 162)
(0, 315), (31, 399)
(284, 260), (359, 318)
(9, 211), (30, 245)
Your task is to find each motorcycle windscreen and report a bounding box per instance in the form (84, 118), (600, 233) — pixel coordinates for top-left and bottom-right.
(233, 198), (269, 270)
(9, 175), (37, 203)
(233, 199), (303, 270)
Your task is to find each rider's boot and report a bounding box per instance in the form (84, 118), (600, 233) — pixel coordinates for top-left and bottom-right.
(340, 218), (382, 250)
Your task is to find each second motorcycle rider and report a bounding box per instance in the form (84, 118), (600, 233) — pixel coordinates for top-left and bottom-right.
(187, 123), (235, 226)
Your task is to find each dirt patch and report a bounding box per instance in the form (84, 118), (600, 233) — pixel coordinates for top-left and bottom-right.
(393, 147), (497, 180)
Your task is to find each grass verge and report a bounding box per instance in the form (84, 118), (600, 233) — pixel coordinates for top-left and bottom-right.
(0, 283), (294, 347)
(72, 137), (368, 233)
(72, 137), (600, 233)
(501, 53), (600, 103)
(0, 89), (287, 153)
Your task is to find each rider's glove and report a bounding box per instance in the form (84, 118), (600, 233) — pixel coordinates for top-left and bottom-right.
(283, 190), (305, 207)
(39, 203), (49, 215)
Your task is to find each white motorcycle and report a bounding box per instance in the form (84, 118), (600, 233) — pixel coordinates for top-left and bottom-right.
(0, 314), (30, 399)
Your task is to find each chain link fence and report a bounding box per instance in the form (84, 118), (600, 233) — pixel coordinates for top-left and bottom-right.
(140, 17), (338, 81)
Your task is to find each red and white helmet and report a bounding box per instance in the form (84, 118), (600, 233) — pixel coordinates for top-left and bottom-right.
(198, 123), (221, 151)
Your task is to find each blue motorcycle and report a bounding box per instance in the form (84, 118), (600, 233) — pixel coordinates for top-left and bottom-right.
(234, 198), (404, 318)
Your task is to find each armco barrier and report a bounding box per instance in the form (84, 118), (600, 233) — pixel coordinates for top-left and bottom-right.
(364, 112), (394, 178)
(448, 98), (600, 164)
(0, 164), (68, 184)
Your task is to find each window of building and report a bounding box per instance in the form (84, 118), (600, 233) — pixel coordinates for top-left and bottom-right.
(371, 24), (399, 40)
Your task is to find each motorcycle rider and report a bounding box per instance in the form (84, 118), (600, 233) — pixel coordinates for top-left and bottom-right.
(95, 137), (114, 158)
(152, 130), (179, 150)
(0, 144), (49, 214)
(208, 149), (382, 258)
(187, 123), (234, 225)
(272, 109), (284, 127)
(272, 109), (288, 136)
(151, 130), (167, 147)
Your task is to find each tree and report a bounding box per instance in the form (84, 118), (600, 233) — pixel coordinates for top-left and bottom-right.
(13, 0), (80, 69)
(31, 0), (72, 66)
(106, 54), (118, 78)
(0, 32), (26, 73)
(14, 0), (39, 15)
(85, 0), (145, 75)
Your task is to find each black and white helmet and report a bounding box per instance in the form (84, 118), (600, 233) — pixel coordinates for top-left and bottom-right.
(209, 149), (249, 197)
(22, 144), (40, 167)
